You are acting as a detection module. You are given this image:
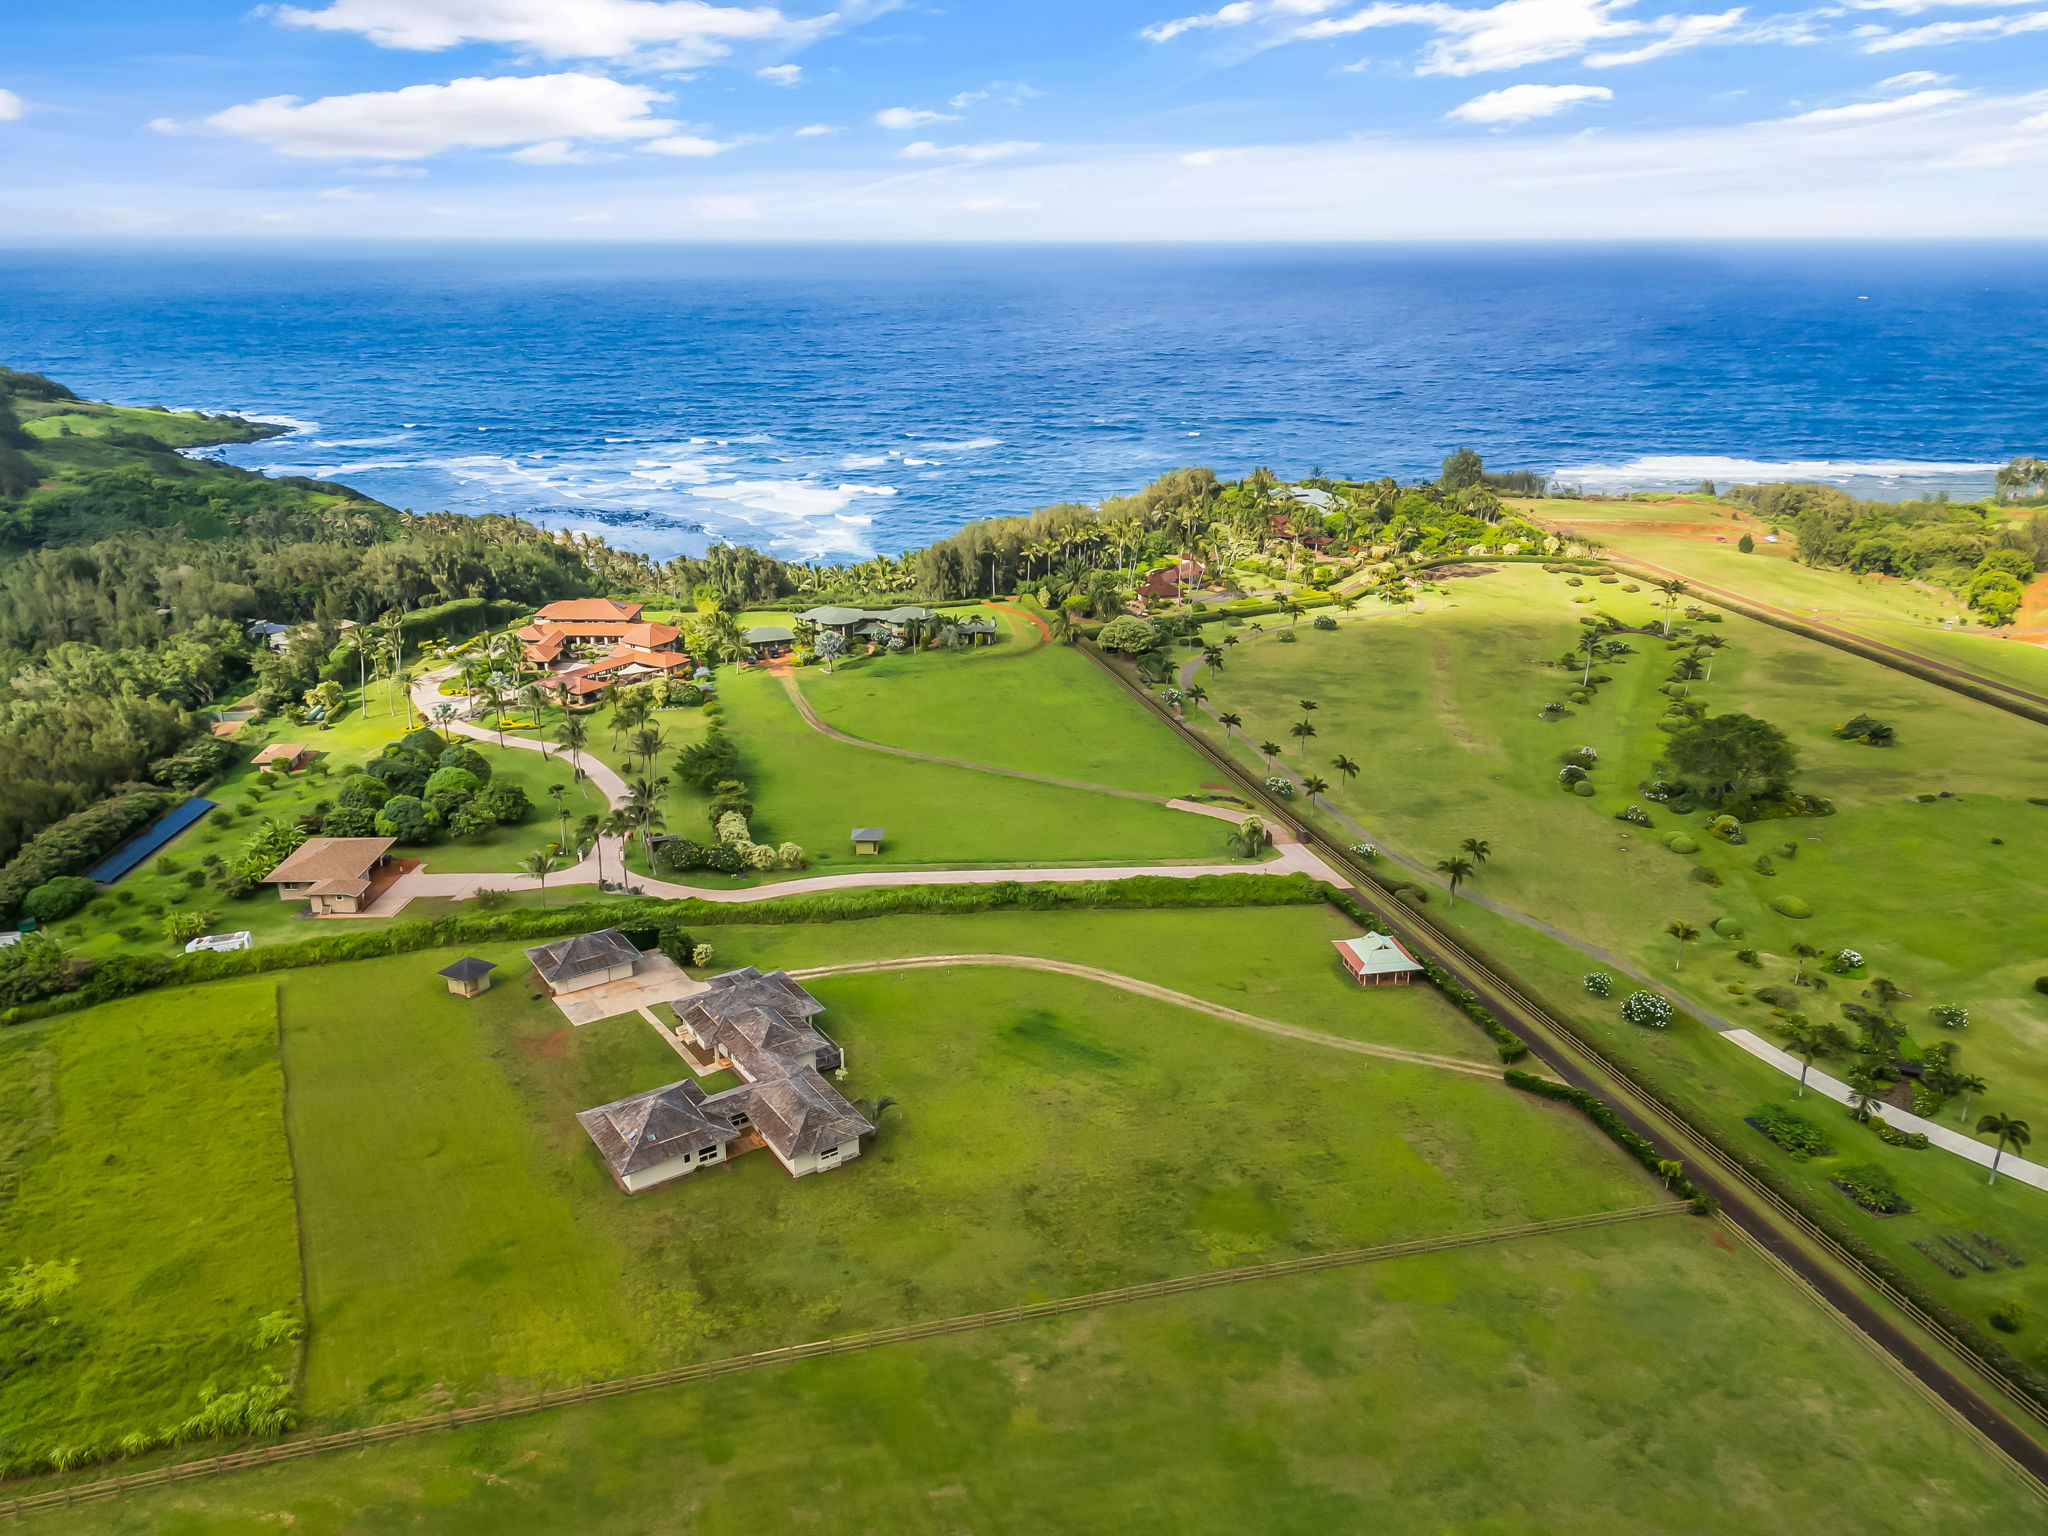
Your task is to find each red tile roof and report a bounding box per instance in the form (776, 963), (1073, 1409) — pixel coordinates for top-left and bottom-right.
(536, 599), (642, 623)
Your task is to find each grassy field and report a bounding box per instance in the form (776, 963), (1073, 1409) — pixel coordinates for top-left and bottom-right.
(271, 905), (1645, 1422)
(693, 665), (1229, 877)
(1510, 494), (2048, 697)
(26, 1218), (2043, 1534)
(0, 981), (301, 1462)
(1176, 565), (2048, 1326)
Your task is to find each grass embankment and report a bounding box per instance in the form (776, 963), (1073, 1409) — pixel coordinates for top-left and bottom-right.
(0, 981), (300, 1456)
(1178, 564), (2048, 1330)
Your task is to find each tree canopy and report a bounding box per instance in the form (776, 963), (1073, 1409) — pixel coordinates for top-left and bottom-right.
(1657, 712), (1799, 804)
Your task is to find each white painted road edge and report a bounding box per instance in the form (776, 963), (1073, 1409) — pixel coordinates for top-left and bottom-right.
(1726, 1028), (2048, 1193)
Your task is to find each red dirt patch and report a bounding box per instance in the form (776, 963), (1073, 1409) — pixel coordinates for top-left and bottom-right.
(515, 1030), (571, 1058)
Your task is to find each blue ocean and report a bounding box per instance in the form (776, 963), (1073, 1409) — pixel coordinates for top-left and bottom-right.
(1, 243), (2042, 560)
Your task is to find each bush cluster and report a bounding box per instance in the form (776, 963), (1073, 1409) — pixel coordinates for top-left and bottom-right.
(149, 736), (238, 793)
(1620, 991), (1673, 1028)
(1747, 1102), (1833, 1159)
(0, 787), (170, 923)
(1867, 1118), (1930, 1151)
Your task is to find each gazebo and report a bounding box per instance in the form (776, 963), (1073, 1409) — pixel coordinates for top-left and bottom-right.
(851, 827), (884, 856)
(438, 956), (498, 998)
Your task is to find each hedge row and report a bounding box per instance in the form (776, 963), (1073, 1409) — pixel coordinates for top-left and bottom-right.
(3, 872), (1329, 1023)
(1320, 888), (1529, 1063)
(0, 787), (171, 924)
(1503, 1069), (1701, 1202)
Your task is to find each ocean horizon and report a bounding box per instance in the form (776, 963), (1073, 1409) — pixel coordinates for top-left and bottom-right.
(3, 240), (2042, 561)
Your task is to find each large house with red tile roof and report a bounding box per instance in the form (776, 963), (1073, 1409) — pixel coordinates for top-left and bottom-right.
(516, 598), (692, 698)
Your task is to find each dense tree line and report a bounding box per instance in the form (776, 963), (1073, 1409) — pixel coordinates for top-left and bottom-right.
(1728, 480), (2048, 624)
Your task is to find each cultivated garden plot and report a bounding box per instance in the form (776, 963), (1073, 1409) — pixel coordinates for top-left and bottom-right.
(20, 1221), (2043, 1535)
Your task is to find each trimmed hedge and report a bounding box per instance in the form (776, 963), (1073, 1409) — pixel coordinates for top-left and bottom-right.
(1322, 888), (1528, 1062)
(2, 873), (1329, 1022)
(1503, 1069), (1700, 1200)
(0, 787), (170, 923)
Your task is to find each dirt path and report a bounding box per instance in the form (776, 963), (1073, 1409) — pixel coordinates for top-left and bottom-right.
(988, 600), (1051, 647)
(792, 953), (1509, 1078)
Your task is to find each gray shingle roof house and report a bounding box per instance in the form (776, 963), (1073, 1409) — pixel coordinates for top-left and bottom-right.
(525, 928), (643, 994)
(577, 967), (873, 1193)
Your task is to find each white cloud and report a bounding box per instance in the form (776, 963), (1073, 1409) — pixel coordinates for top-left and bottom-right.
(508, 138), (596, 163)
(317, 185), (373, 198)
(757, 63), (803, 85)
(640, 132), (737, 154)
(0, 89), (25, 121)
(1860, 8), (2048, 49)
(343, 163), (431, 177)
(160, 74), (677, 160)
(1877, 70), (1951, 87)
(947, 81), (1043, 108)
(899, 139), (1040, 161)
(1448, 81), (1612, 122)
(1782, 86), (1968, 122)
(688, 193), (762, 219)
(956, 196), (1043, 210)
(792, 122), (840, 135)
(1148, 0), (1750, 75)
(271, 0), (832, 66)
(874, 106), (959, 129)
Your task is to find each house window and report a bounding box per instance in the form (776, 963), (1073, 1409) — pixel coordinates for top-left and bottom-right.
(697, 1147), (718, 1162)
(821, 1146), (839, 1159)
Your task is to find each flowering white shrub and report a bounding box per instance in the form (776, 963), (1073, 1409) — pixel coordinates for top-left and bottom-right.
(1577, 745), (1599, 760)
(1348, 842), (1378, 861)
(1930, 1003), (1969, 1029)
(1265, 777), (1295, 798)
(1827, 948), (1865, 973)
(1584, 972), (1613, 997)
(1621, 991), (1673, 1028)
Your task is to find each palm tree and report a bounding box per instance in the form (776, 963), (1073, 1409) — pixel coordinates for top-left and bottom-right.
(1258, 740), (1283, 763)
(1226, 814), (1268, 858)
(1332, 753), (1361, 787)
(1952, 1072), (1989, 1126)
(817, 630), (847, 674)
(1845, 1070), (1883, 1124)
(1218, 711), (1244, 741)
(520, 849), (561, 907)
(1459, 837), (1491, 864)
(1657, 577), (1688, 638)
(1665, 919), (1700, 970)
(1298, 699), (1319, 714)
(1670, 654), (1705, 697)
(1289, 719), (1318, 759)
(1576, 629), (1602, 686)
(475, 677), (507, 747)
(1790, 941), (1821, 985)
(546, 782), (571, 850)
(1780, 1016), (1848, 1098)
(554, 713), (590, 779)
(599, 807), (637, 886)
(1279, 597), (1305, 627)
(1435, 855), (1475, 902)
(1202, 645), (1224, 673)
(1301, 774), (1330, 803)
(628, 775), (670, 846)
(629, 726), (669, 775)
(1977, 1113), (2032, 1185)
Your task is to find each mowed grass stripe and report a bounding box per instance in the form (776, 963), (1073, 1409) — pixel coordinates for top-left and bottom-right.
(0, 1203), (1679, 1521)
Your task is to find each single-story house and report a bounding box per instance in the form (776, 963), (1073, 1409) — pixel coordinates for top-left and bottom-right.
(578, 967), (871, 1193)
(744, 624), (796, 659)
(525, 928), (643, 995)
(536, 598), (643, 624)
(851, 827), (884, 856)
(252, 743), (311, 772)
(1332, 932), (1423, 987)
(438, 956), (498, 998)
(246, 620), (292, 652)
(797, 605), (935, 643)
(1137, 557), (1205, 603)
(262, 837), (397, 916)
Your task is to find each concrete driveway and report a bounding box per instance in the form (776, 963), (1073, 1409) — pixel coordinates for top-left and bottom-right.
(547, 951), (706, 1026)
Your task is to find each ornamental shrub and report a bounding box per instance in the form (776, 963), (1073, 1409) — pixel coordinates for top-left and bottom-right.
(423, 766), (481, 806)
(1666, 834), (1699, 854)
(363, 750), (430, 796)
(2035, 976), (2048, 996)
(1992, 1301), (2028, 1334)
(437, 744), (491, 782)
(1689, 866), (1722, 886)
(1770, 895), (1812, 919)
(21, 876), (98, 923)
(336, 773), (392, 809)
(1753, 853), (1776, 876)
(1621, 991), (1673, 1028)
(1615, 805), (1652, 825)
(374, 795), (437, 843)
(320, 805), (378, 838)
(1710, 916), (1743, 938)
(1583, 971), (1613, 997)
(1571, 780), (1595, 797)
(1558, 765), (1587, 785)
(1312, 614), (1337, 630)
(1827, 948), (1865, 973)
(1930, 1003), (1969, 1029)
(1265, 777), (1295, 798)
(471, 782), (530, 824)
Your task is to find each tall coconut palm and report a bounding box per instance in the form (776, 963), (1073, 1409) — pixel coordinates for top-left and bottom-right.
(1218, 711), (1244, 742)
(1977, 1113), (2032, 1185)
(598, 807), (637, 886)
(1460, 837), (1491, 864)
(1435, 855), (1475, 903)
(520, 849), (561, 907)
(1226, 814), (1267, 858)
(1258, 740), (1283, 764)
(1657, 577), (1689, 638)
(628, 775), (670, 846)
(546, 783), (571, 850)
(629, 726), (669, 775)
(1332, 754), (1361, 788)
(1666, 919), (1700, 969)
(1301, 774), (1331, 804)
(1790, 941), (1821, 985)
(1952, 1072), (1989, 1126)
(1290, 719), (1318, 759)
(1779, 1016), (1848, 1098)
(554, 713), (590, 780)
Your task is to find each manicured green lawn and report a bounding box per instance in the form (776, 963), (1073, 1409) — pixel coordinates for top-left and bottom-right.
(694, 665), (1229, 877)
(795, 608), (1219, 797)
(0, 982), (300, 1463)
(28, 1217), (2042, 1534)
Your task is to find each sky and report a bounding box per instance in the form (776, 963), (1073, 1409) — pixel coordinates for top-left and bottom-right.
(2, 0), (2045, 240)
